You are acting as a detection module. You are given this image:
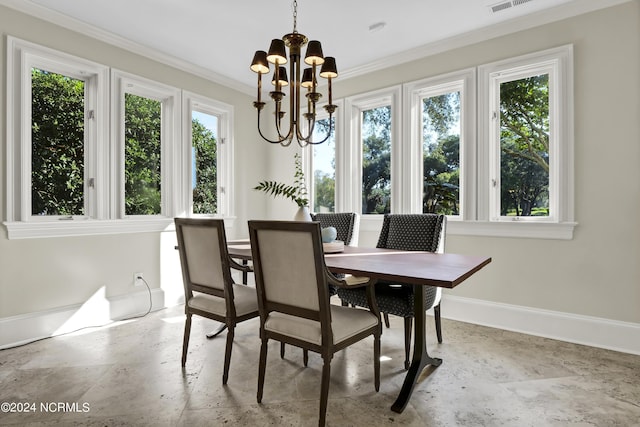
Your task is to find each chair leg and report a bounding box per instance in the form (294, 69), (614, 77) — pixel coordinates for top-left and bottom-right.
(383, 313), (391, 328)
(434, 303), (443, 343)
(319, 356), (332, 427)
(403, 317), (413, 370)
(374, 331), (381, 392)
(222, 324), (234, 385)
(303, 349), (309, 367)
(181, 314), (192, 367)
(257, 338), (268, 403)
(280, 342), (285, 358)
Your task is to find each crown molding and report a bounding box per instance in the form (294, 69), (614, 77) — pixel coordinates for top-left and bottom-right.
(0, 0), (255, 95)
(0, 0), (631, 93)
(339, 0), (632, 82)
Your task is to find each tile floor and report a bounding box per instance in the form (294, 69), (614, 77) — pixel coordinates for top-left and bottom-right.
(1, 303), (639, 426)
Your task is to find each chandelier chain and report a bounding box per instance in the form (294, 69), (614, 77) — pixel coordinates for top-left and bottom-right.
(292, 0), (298, 32)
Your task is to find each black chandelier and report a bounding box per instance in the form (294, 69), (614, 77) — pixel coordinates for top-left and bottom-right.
(250, 0), (338, 147)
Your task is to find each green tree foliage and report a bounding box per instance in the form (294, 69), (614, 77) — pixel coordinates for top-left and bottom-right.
(192, 119), (217, 214)
(124, 94), (162, 215)
(31, 68), (85, 216)
(362, 106), (391, 214)
(500, 75), (549, 216)
(422, 93), (460, 215)
(314, 170), (335, 212)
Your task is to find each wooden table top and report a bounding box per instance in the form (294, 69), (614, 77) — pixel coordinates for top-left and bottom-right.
(228, 241), (491, 289)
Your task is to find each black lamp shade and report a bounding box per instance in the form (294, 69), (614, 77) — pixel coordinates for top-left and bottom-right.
(250, 50), (269, 74)
(319, 57), (338, 79)
(271, 66), (289, 87)
(304, 40), (325, 66)
(267, 39), (287, 64)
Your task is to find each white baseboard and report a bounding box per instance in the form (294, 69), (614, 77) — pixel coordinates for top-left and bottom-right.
(441, 294), (640, 355)
(0, 288), (165, 350)
(3, 292), (638, 356)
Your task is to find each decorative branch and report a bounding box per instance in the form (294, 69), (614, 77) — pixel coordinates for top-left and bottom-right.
(254, 153), (309, 208)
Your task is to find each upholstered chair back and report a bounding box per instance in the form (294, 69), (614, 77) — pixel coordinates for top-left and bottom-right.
(176, 219), (228, 295)
(249, 221), (329, 315)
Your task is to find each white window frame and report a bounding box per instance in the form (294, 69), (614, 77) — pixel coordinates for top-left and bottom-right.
(181, 91), (234, 219)
(5, 37), (110, 238)
(331, 47), (575, 239)
(303, 99), (343, 214)
(111, 69), (181, 220)
(403, 68), (476, 220)
(4, 37), (235, 239)
(343, 86), (401, 231)
(476, 45), (575, 239)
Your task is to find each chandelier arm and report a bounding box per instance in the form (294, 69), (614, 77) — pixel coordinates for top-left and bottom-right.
(256, 109), (294, 145)
(304, 111), (335, 145)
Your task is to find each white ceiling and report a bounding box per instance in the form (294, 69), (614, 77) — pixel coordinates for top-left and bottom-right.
(3, 0), (627, 91)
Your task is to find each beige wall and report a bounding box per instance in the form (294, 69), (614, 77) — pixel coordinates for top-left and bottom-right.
(0, 2), (638, 341)
(0, 5), (267, 319)
(333, 2), (640, 323)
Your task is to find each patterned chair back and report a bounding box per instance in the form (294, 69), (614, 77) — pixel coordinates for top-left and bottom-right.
(311, 212), (360, 246)
(376, 214), (445, 253)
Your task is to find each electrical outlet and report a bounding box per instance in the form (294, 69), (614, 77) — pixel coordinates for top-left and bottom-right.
(133, 272), (144, 287)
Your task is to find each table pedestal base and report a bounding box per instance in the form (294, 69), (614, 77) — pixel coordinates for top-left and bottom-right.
(391, 285), (442, 413)
(206, 323), (227, 339)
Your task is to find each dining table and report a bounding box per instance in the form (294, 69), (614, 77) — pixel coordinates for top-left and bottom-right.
(226, 240), (491, 413)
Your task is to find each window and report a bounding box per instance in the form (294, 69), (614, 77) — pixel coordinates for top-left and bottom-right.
(182, 91), (234, 218)
(112, 70), (180, 220)
(6, 37), (109, 233)
(478, 45), (575, 237)
(343, 87), (401, 218)
(404, 69), (476, 219)
(5, 37), (234, 239)
(335, 47), (573, 239)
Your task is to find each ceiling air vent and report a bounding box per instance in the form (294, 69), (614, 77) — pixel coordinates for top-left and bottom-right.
(490, 0), (533, 13)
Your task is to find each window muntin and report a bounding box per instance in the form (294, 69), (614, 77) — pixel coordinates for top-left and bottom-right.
(31, 68), (87, 217)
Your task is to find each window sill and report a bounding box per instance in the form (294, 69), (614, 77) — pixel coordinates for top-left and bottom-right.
(3, 217), (236, 239)
(447, 220), (577, 240)
(358, 215), (577, 240)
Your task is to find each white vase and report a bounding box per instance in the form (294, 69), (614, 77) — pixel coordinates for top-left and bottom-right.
(294, 206), (312, 221)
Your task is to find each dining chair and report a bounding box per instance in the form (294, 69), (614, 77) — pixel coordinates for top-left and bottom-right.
(337, 213), (446, 370)
(279, 212), (362, 360)
(174, 218), (259, 384)
(248, 220), (381, 427)
(310, 212), (360, 246)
